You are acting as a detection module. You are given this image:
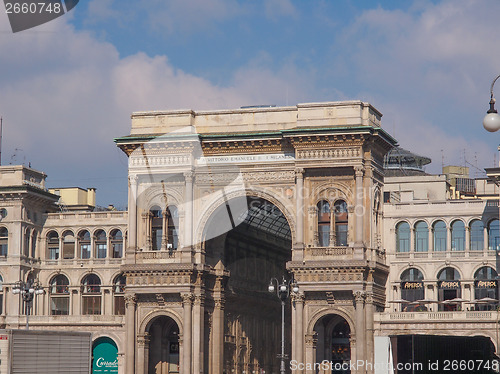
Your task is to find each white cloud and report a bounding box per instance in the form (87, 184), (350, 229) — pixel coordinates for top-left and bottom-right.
(264, 0), (298, 21)
(336, 0), (500, 172)
(0, 9), (311, 204)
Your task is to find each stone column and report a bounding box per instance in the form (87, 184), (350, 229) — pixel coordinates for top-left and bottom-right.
(293, 293), (304, 371)
(365, 292), (375, 374)
(162, 210), (168, 251)
(354, 167), (365, 251)
(304, 333), (317, 374)
(354, 291), (366, 373)
(125, 294), (137, 374)
(428, 226), (433, 252)
(182, 293), (193, 374)
(183, 172), (194, 259)
(193, 295), (205, 374)
(295, 168), (305, 250)
(447, 223), (451, 251)
(142, 212), (151, 250)
(212, 297), (224, 374)
(465, 226), (470, 252)
(410, 228), (415, 252)
(127, 175), (138, 257)
(137, 333), (150, 374)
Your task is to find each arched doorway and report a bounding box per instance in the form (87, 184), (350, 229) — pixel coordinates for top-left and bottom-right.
(203, 195), (292, 374)
(314, 314), (352, 374)
(92, 337), (118, 373)
(147, 316), (180, 374)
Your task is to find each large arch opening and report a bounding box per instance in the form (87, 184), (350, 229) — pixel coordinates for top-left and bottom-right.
(313, 314), (352, 374)
(147, 316), (180, 374)
(203, 195), (292, 374)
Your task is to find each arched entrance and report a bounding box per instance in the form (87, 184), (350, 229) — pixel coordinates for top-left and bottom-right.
(92, 337), (118, 374)
(203, 195), (293, 374)
(314, 314), (351, 374)
(147, 316), (180, 374)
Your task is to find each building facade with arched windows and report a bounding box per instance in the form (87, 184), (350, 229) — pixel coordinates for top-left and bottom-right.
(0, 102), (499, 374)
(379, 152), (500, 365)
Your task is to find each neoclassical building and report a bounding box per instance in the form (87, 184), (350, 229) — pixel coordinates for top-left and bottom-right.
(0, 101), (498, 374)
(113, 101), (394, 374)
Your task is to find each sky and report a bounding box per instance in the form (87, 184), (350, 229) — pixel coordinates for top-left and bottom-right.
(1, 0), (500, 207)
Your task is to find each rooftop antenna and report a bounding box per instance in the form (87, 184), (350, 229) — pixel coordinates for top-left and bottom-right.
(441, 149), (444, 171)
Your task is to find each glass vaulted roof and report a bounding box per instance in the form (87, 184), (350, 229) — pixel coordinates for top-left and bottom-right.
(237, 200), (291, 241)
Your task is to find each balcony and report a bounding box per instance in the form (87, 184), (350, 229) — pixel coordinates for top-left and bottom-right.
(377, 311), (497, 322)
(136, 250), (177, 261)
(5, 314), (125, 328)
(304, 246), (385, 262)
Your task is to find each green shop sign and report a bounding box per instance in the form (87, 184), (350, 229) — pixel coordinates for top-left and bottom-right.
(92, 337), (118, 373)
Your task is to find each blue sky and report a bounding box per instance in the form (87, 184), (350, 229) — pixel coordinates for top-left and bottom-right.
(0, 0), (499, 207)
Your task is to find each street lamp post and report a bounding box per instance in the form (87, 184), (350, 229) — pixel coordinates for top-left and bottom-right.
(483, 74), (500, 133)
(268, 277), (299, 374)
(12, 279), (44, 330)
(483, 73), (500, 357)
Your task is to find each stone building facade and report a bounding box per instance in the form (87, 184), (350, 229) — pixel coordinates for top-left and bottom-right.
(0, 101), (497, 374)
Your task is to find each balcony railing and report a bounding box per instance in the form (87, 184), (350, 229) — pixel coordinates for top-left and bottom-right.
(377, 311), (496, 322)
(5, 314), (125, 327)
(136, 250), (177, 260)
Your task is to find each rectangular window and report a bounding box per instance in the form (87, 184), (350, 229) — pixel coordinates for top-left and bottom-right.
(50, 297), (69, 315)
(80, 244), (90, 259)
(114, 296), (125, 315)
(0, 241), (7, 256)
(318, 225), (330, 247)
(96, 244), (107, 259)
(336, 224), (348, 246)
(82, 296), (101, 315)
(49, 246), (59, 260)
(62, 242), (74, 259)
(112, 242), (123, 258)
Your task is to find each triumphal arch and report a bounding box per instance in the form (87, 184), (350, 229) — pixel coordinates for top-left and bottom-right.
(115, 101), (396, 374)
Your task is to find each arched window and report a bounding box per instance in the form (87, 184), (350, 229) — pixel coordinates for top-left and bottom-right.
(23, 228), (30, 257)
(79, 230), (91, 259)
(437, 267), (461, 311)
(334, 200), (348, 246)
(111, 229), (123, 258)
(94, 230), (107, 259)
(396, 222), (410, 252)
(62, 231), (75, 259)
(0, 227), (8, 256)
(400, 268), (425, 309)
(414, 221), (428, 252)
(47, 231), (59, 260)
(451, 220), (465, 251)
(488, 219), (500, 251)
(113, 274), (126, 315)
(433, 221), (447, 251)
(474, 267), (498, 310)
(82, 274), (101, 315)
(31, 231), (37, 258)
(49, 274), (69, 315)
(470, 220), (484, 251)
(150, 206), (162, 251)
(317, 200), (330, 247)
(167, 206), (179, 250)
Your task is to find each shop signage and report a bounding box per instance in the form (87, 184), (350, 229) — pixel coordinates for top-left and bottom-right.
(401, 281), (423, 289)
(92, 338), (118, 374)
(475, 280), (497, 288)
(439, 280), (460, 289)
